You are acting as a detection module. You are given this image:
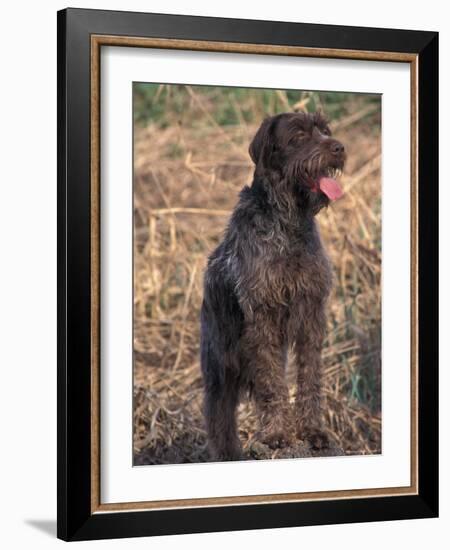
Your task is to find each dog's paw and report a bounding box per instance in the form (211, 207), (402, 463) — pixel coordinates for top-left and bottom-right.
(261, 430), (294, 450)
(299, 428), (332, 450)
(210, 440), (243, 462)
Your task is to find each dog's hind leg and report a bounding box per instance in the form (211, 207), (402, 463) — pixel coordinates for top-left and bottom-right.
(200, 321), (242, 461)
(203, 371), (242, 461)
(200, 271), (245, 461)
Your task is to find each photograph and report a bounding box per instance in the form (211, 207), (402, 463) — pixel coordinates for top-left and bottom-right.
(132, 83), (382, 466)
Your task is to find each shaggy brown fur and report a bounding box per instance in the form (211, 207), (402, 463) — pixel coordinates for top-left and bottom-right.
(200, 112), (346, 460)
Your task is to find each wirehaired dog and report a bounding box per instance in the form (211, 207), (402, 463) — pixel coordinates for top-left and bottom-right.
(200, 111), (346, 460)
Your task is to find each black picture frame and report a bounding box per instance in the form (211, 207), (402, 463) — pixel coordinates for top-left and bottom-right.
(57, 7), (438, 541)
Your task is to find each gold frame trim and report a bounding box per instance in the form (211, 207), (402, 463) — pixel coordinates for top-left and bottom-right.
(90, 35), (419, 514)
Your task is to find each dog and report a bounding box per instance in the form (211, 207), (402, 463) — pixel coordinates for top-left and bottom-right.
(200, 111), (346, 461)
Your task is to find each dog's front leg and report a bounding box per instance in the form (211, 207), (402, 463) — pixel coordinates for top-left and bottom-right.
(293, 302), (332, 450)
(242, 318), (295, 449)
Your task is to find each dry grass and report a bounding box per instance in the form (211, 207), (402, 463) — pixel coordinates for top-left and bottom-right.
(133, 90), (382, 465)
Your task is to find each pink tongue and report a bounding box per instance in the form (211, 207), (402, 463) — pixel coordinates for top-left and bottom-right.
(319, 177), (344, 201)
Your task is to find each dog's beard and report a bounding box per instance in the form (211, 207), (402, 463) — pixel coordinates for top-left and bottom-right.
(286, 155), (344, 202)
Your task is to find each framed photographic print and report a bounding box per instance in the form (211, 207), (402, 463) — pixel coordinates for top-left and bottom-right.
(57, 8), (438, 541)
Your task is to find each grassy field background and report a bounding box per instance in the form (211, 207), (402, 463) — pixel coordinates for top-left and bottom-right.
(133, 84), (382, 465)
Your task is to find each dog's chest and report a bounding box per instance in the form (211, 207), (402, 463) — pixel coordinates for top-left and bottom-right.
(265, 245), (332, 305)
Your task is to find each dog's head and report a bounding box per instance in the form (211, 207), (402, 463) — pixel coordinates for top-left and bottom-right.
(249, 112), (346, 212)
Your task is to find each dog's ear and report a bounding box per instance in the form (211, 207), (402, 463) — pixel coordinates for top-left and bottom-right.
(248, 116), (277, 169)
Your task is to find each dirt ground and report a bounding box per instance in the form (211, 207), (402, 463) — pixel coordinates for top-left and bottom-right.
(133, 97), (382, 465)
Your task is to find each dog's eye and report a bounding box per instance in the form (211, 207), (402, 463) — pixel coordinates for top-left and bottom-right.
(323, 128), (331, 136)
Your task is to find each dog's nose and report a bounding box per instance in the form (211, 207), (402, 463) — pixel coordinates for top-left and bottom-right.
(330, 141), (345, 155)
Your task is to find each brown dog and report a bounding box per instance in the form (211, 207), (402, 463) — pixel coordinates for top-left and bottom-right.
(200, 112), (346, 460)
